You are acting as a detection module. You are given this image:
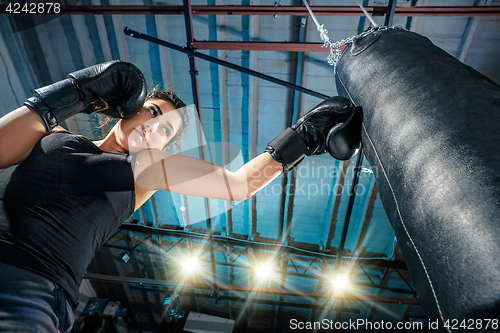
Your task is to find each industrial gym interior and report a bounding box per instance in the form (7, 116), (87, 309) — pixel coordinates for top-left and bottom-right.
(0, 0), (499, 332)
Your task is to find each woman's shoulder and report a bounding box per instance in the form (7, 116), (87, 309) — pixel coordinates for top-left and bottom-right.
(46, 126), (77, 139)
(41, 127), (100, 153)
(44, 127), (81, 142)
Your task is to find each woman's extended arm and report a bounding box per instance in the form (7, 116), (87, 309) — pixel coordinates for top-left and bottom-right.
(0, 106), (49, 169)
(134, 96), (361, 202)
(134, 149), (283, 202)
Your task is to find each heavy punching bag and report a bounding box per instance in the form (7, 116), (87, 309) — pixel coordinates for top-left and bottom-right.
(335, 28), (500, 331)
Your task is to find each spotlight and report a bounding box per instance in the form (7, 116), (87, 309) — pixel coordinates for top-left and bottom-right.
(330, 273), (350, 294)
(254, 260), (274, 282)
(179, 255), (200, 276)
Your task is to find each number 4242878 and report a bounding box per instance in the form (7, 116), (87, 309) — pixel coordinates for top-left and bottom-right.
(5, 3), (61, 14)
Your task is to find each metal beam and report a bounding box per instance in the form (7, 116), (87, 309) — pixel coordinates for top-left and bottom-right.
(363, 268), (393, 332)
(105, 247), (416, 298)
(193, 41), (327, 52)
(229, 245), (236, 319)
(384, 0), (397, 26)
(83, 273), (421, 305)
(355, 182), (378, 254)
(325, 159), (351, 250)
(215, 17), (233, 238)
(249, 8), (261, 243)
(104, 240), (415, 296)
(310, 259), (325, 322)
(182, 0), (200, 114)
(331, 148), (365, 322)
(14, 5), (500, 17)
(124, 27), (328, 100)
(275, 254), (288, 331)
(183, 3), (197, 104)
(182, 0), (218, 296)
(128, 239), (161, 330)
(130, 286), (361, 312)
(190, 5), (387, 16)
(118, 223), (408, 269)
(280, 14), (307, 247)
(336, 147), (364, 266)
(212, 261), (414, 295)
(277, 15), (307, 324)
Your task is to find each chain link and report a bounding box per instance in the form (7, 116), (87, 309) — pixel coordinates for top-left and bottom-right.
(316, 26), (405, 67)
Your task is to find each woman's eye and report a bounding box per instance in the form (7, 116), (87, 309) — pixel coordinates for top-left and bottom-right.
(162, 127), (171, 136)
(148, 107), (158, 117)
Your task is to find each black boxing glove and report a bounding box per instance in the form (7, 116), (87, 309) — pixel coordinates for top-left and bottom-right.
(25, 60), (147, 132)
(327, 106), (363, 160)
(265, 96), (356, 171)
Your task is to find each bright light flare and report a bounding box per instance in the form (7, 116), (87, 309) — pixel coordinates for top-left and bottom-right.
(179, 255), (200, 276)
(330, 273), (351, 294)
(253, 260), (275, 282)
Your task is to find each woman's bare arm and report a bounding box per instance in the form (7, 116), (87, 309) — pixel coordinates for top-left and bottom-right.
(0, 106), (48, 169)
(134, 149), (283, 201)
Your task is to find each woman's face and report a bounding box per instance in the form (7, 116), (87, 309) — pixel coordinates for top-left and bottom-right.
(124, 98), (183, 153)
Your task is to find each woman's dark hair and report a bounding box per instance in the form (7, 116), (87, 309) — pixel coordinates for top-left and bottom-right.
(146, 87), (189, 149)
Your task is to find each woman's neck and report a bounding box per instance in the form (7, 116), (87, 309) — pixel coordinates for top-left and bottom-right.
(93, 127), (128, 154)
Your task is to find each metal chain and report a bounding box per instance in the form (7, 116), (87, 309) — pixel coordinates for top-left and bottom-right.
(301, 0), (404, 68)
(319, 26), (405, 67)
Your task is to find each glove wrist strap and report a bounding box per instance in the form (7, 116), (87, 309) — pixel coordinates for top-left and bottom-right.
(25, 79), (85, 132)
(265, 128), (308, 172)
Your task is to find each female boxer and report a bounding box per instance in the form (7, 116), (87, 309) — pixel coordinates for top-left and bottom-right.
(0, 61), (356, 332)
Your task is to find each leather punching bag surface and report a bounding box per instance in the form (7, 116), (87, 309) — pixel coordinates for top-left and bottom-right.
(335, 28), (500, 331)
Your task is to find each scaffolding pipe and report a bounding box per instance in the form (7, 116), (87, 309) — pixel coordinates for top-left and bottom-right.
(10, 5), (500, 17)
(124, 27), (328, 100)
(181, 0), (219, 296)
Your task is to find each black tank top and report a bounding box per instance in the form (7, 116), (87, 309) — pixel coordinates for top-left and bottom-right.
(0, 131), (135, 308)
